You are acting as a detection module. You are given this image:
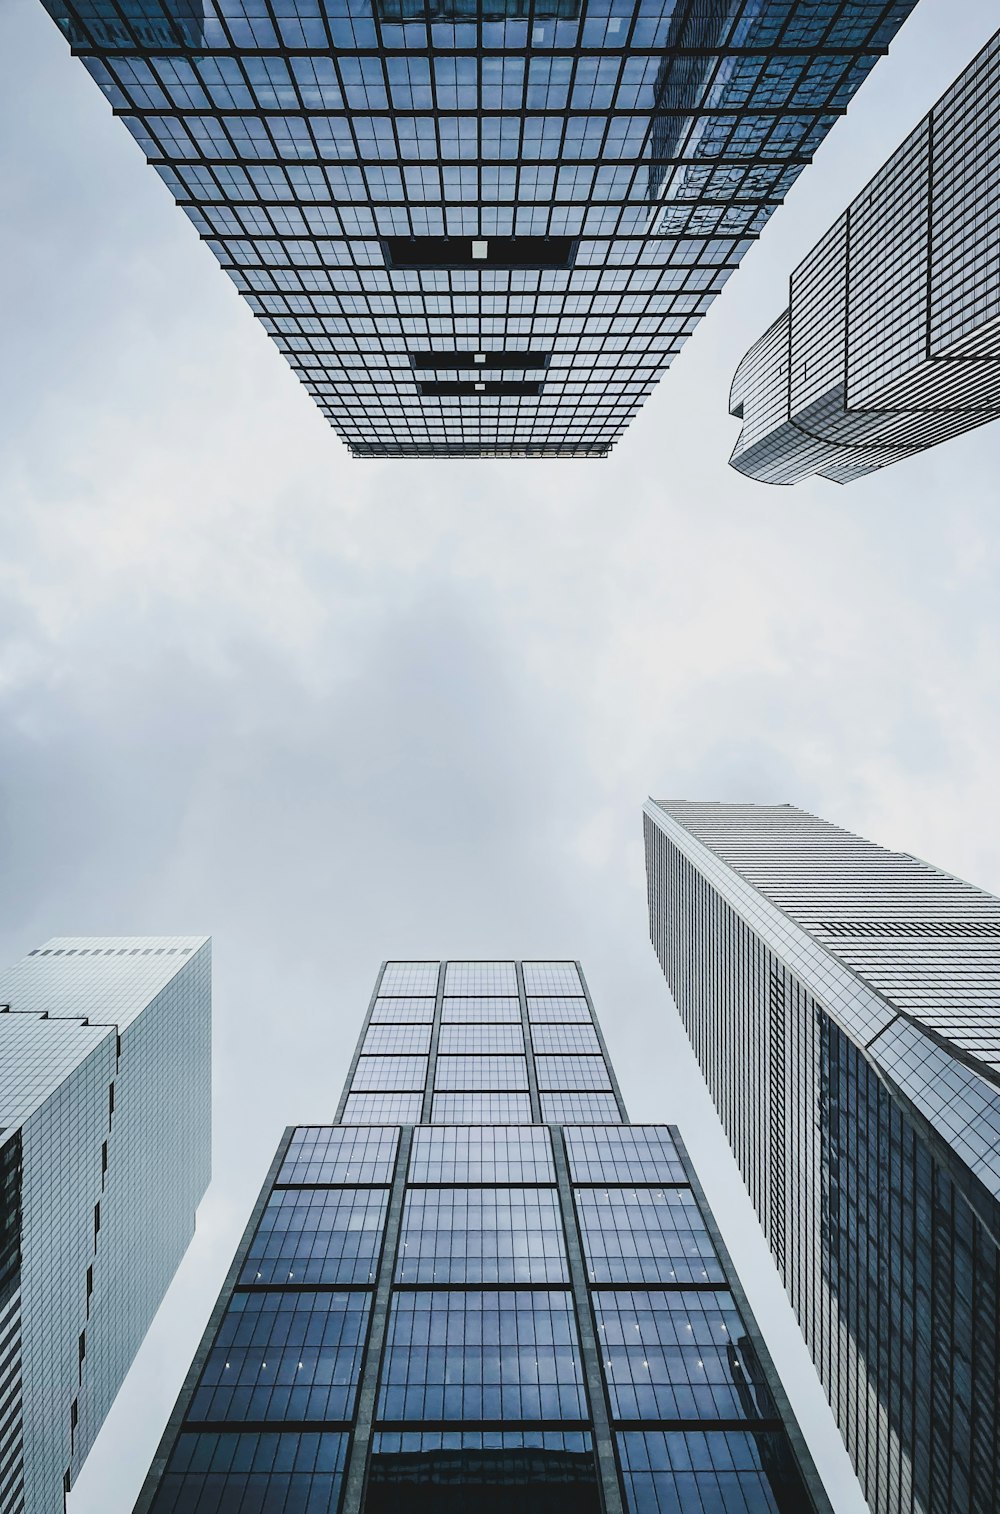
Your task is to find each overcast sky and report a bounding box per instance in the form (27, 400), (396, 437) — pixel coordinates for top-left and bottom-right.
(2, 0), (1000, 1508)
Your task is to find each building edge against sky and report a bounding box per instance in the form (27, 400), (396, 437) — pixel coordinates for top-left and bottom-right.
(35, 1), (920, 457)
(643, 801), (1000, 1514)
(132, 958), (830, 1513)
(0, 936), (212, 1514)
(727, 28), (1000, 486)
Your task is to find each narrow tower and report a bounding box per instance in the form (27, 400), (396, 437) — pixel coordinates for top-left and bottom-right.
(644, 801), (1000, 1512)
(133, 957), (828, 1512)
(0, 936), (212, 1513)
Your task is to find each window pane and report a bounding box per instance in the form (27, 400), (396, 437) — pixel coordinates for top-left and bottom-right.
(353, 1055), (429, 1092)
(159, 1431), (349, 1513)
(434, 1056), (529, 1091)
(439, 1024), (525, 1054)
(242, 1189), (388, 1286)
(575, 1189), (725, 1285)
(342, 1093), (423, 1124)
(280, 1126), (399, 1184)
(617, 1430), (811, 1514)
(527, 998), (593, 1023)
(381, 962), (440, 995)
(535, 1057), (611, 1092)
(522, 963), (582, 995)
(410, 1126), (554, 1183)
(377, 1290), (588, 1421)
(363, 1024), (434, 1055)
(396, 1187), (568, 1284)
(539, 1093), (622, 1124)
(366, 1430), (600, 1514)
(530, 1025), (601, 1055)
(371, 997), (436, 1023)
(564, 1127), (685, 1185)
(442, 997), (522, 1023)
(432, 1093), (533, 1124)
(444, 961), (519, 995)
(190, 1291), (370, 1422)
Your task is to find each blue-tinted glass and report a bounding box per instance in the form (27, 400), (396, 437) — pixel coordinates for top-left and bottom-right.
(565, 1127), (685, 1184)
(353, 1055), (429, 1091)
(576, 1188), (725, 1284)
(342, 1092), (423, 1124)
(280, 1125), (399, 1183)
(435, 1055), (529, 1090)
(154, 1430), (348, 1513)
(539, 1092), (623, 1123)
(190, 1291), (370, 1422)
(396, 1187), (568, 1284)
(410, 1125), (554, 1183)
(617, 1429), (811, 1514)
(432, 1093), (534, 1123)
(535, 1056), (612, 1092)
(241, 1188), (388, 1285)
(377, 1290), (587, 1420)
(442, 998), (522, 1023)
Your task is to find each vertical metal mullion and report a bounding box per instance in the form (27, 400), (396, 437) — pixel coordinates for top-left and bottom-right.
(339, 1123), (414, 1514)
(515, 960), (542, 1121)
(420, 961), (446, 1122)
(550, 1126), (624, 1514)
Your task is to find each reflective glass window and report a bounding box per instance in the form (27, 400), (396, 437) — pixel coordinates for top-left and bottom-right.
(353, 1055), (428, 1092)
(155, 1431), (348, 1513)
(565, 1127), (685, 1184)
(377, 1290), (587, 1421)
(371, 997), (436, 1023)
(523, 963), (582, 995)
(442, 997), (522, 1023)
(342, 1092), (423, 1124)
(366, 1430), (600, 1513)
(531, 1024), (602, 1055)
(396, 1187), (568, 1284)
(432, 1093), (533, 1124)
(363, 1024), (433, 1055)
(439, 1024), (525, 1054)
(594, 1291), (760, 1421)
(381, 962), (440, 995)
(410, 1125), (554, 1183)
(191, 1291), (370, 1422)
(527, 998), (593, 1023)
(241, 1189), (388, 1285)
(444, 961), (518, 995)
(535, 1056), (612, 1092)
(280, 1126), (399, 1184)
(617, 1429), (811, 1514)
(434, 1056), (529, 1090)
(540, 1093), (623, 1124)
(576, 1188), (725, 1285)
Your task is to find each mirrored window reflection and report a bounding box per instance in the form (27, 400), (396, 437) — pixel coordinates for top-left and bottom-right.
(191, 1291), (370, 1422)
(410, 1125), (554, 1183)
(565, 1126), (685, 1185)
(366, 1430), (601, 1514)
(576, 1188), (725, 1285)
(154, 1431), (349, 1514)
(442, 997), (522, 1023)
(434, 1055), (529, 1090)
(342, 1092), (423, 1124)
(444, 961), (519, 995)
(432, 1093), (533, 1124)
(377, 1290), (588, 1420)
(439, 1023), (525, 1054)
(280, 1126), (399, 1184)
(527, 998), (594, 1023)
(241, 1188), (388, 1285)
(371, 997), (437, 1023)
(617, 1429), (812, 1514)
(396, 1187), (568, 1284)
(594, 1291), (767, 1421)
(523, 963), (582, 995)
(381, 962), (441, 995)
(539, 1092), (622, 1123)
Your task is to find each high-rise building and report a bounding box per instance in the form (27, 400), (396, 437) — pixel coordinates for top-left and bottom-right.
(644, 801), (1000, 1513)
(0, 935), (212, 1514)
(133, 957), (829, 1513)
(727, 30), (1000, 486)
(38, 1), (919, 458)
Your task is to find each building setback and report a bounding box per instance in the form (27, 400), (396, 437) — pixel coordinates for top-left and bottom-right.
(644, 801), (1000, 1513)
(133, 957), (828, 1513)
(0, 935), (212, 1514)
(728, 30), (1000, 485)
(38, 1), (918, 457)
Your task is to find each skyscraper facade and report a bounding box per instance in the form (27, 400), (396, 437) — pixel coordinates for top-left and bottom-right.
(39, 0), (918, 457)
(0, 935), (212, 1514)
(644, 801), (1000, 1513)
(727, 30), (1000, 486)
(133, 957), (829, 1513)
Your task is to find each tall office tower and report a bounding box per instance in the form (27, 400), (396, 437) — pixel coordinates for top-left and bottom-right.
(133, 957), (829, 1513)
(37, 2), (919, 458)
(0, 935), (212, 1514)
(644, 802), (1000, 1514)
(728, 30), (1000, 486)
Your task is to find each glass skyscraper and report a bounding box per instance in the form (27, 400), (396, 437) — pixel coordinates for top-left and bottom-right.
(644, 801), (1000, 1513)
(0, 935), (212, 1514)
(727, 29), (1000, 486)
(132, 957), (828, 1513)
(38, 0), (918, 457)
